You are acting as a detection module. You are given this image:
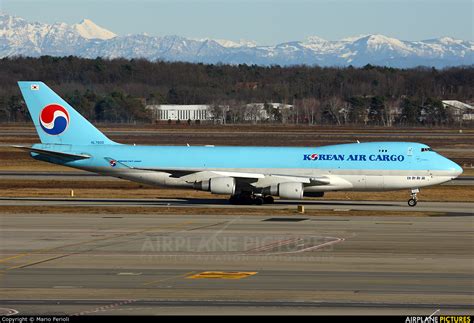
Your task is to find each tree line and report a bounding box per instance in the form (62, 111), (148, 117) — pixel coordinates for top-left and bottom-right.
(0, 56), (472, 126)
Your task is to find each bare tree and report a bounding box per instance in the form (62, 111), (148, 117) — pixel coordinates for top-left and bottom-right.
(302, 98), (321, 124)
(325, 96), (344, 125)
(385, 98), (401, 127)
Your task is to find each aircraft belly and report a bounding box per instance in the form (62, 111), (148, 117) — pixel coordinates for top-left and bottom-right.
(383, 176), (410, 190)
(110, 170), (192, 188)
(80, 165), (455, 193)
(364, 175), (385, 190)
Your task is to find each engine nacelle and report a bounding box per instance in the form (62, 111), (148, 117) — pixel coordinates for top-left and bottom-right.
(196, 177), (236, 195)
(304, 191), (324, 198)
(270, 182), (304, 200)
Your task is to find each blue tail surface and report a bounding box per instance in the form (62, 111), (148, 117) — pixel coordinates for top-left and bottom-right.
(18, 81), (115, 145)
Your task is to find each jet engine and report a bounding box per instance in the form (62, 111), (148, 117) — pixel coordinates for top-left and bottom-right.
(266, 182), (304, 199)
(195, 177), (236, 195)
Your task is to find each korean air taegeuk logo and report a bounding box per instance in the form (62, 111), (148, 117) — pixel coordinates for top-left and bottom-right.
(39, 104), (70, 135)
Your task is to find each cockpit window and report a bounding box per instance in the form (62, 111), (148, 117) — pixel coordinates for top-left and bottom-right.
(421, 147), (433, 152)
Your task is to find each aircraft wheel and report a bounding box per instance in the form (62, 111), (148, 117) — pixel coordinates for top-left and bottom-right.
(254, 197), (264, 205)
(263, 196), (274, 204)
(408, 198), (417, 207)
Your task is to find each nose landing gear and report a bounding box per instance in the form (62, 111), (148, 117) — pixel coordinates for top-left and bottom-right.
(408, 188), (419, 207)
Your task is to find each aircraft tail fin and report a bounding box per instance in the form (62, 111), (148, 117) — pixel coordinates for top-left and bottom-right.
(18, 81), (116, 145)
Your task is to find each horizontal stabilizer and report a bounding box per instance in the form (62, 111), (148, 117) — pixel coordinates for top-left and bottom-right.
(12, 145), (91, 160)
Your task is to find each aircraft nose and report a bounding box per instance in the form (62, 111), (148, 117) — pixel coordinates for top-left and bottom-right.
(447, 159), (463, 178)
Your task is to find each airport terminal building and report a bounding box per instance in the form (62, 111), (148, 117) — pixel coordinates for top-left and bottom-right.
(146, 103), (293, 123)
(442, 100), (474, 121)
(147, 105), (212, 121)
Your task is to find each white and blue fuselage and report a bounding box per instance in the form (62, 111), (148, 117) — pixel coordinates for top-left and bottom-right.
(29, 141), (461, 193)
(17, 82), (463, 206)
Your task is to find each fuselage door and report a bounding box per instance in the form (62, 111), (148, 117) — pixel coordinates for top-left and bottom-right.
(407, 147), (413, 156)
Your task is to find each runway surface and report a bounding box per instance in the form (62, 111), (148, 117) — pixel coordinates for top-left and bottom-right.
(0, 212), (473, 315)
(0, 196), (473, 215)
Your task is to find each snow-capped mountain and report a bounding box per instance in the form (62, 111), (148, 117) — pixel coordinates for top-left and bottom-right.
(1, 13), (472, 68)
(73, 19), (116, 40)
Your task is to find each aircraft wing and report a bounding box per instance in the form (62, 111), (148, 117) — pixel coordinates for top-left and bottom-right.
(268, 174), (330, 185)
(103, 159), (197, 178)
(126, 166), (265, 181)
(126, 165), (330, 186)
(104, 158), (332, 186)
(178, 170), (332, 188)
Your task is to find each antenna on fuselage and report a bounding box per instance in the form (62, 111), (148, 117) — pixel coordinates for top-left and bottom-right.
(356, 140), (360, 144)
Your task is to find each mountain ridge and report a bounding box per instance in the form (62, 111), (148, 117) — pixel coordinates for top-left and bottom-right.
(1, 13), (472, 68)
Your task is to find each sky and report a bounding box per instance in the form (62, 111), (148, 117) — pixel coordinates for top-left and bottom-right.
(1, 0), (472, 44)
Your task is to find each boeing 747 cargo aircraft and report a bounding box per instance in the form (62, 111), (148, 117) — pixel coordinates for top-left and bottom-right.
(16, 82), (463, 206)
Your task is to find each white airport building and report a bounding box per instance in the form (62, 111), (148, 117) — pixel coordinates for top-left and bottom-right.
(442, 100), (474, 121)
(147, 105), (212, 121)
(146, 103), (292, 123)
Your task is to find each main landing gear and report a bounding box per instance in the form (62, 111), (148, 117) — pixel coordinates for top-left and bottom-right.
(408, 188), (419, 207)
(229, 193), (274, 205)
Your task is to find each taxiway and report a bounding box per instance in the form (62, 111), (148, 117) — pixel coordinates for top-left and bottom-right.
(1, 212), (472, 315)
